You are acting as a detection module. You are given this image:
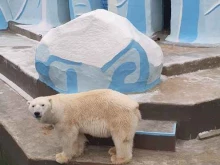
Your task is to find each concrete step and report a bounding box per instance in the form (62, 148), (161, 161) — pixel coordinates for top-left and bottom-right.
(87, 120), (176, 151)
(8, 22), (220, 76)
(8, 21), (42, 41)
(0, 79), (176, 165)
(1, 31), (220, 140)
(1, 78), (220, 165)
(129, 68), (220, 139)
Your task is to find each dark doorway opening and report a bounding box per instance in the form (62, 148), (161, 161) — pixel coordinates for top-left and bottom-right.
(163, 0), (171, 33)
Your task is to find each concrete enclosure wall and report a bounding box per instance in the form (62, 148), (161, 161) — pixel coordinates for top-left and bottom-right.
(1, 0), (220, 44)
(166, 0), (220, 45)
(0, 0), (70, 29)
(108, 0), (163, 37)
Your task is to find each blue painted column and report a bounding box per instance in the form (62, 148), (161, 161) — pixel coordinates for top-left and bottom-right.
(69, 0), (103, 20)
(0, 9), (8, 29)
(108, 0), (163, 36)
(179, 0), (200, 42)
(166, 0), (220, 45)
(127, 0), (146, 34)
(102, 0), (108, 10)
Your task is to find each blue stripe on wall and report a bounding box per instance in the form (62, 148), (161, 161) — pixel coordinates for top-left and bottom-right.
(0, 9), (8, 29)
(127, 0), (146, 33)
(179, 0), (200, 42)
(69, 0), (75, 19)
(15, 0), (28, 20)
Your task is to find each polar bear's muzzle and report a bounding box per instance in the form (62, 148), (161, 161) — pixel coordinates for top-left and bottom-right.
(34, 112), (41, 119)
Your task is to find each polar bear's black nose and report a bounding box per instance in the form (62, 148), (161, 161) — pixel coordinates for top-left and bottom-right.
(34, 112), (41, 118)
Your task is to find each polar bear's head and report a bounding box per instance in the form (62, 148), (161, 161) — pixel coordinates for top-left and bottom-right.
(27, 97), (52, 123)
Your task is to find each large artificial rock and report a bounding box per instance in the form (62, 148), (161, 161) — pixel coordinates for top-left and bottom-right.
(166, 0), (220, 45)
(0, 0), (70, 30)
(35, 9), (163, 94)
(108, 0), (163, 36)
(69, 0), (103, 19)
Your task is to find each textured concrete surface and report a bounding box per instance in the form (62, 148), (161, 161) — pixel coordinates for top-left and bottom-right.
(6, 25), (220, 76)
(1, 31), (220, 106)
(161, 44), (220, 66)
(137, 120), (175, 133)
(129, 68), (220, 105)
(8, 22), (42, 41)
(1, 79), (220, 165)
(161, 44), (220, 76)
(0, 31), (39, 79)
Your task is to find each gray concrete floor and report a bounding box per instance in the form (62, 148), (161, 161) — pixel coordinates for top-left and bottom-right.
(1, 31), (220, 106)
(1, 30), (220, 165)
(1, 79), (220, 165)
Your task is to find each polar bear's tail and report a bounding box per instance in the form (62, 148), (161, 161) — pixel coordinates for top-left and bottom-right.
(134, 107), (142, 121)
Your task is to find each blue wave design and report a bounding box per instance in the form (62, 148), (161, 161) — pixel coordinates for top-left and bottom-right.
(116, 0), (128, 8)
(102, 40), (150, 93)
(66, 69), (78, 93)
(14, 0), (28, 20)
(36, 55), (82, 93)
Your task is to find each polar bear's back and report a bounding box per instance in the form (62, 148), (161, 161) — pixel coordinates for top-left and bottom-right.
(51, 89), (140, 137)
(55, 89), (139, 116)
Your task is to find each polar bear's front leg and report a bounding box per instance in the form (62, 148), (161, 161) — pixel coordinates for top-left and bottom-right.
(55, 125), (79, 164)
(74, 133), (87, 157)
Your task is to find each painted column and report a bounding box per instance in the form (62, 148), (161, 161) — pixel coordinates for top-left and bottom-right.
(166, 0), (220, 45)
(0, 0), (70, 29)
(0, 8), (8, 29)
(108, 0), (163, 36)
(0, 0), (13, 29)
(45, 0), (70, 27)
(69, 0), (103, 20)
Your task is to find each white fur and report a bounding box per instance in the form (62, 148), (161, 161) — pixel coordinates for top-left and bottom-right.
(28, 89), (141, 164)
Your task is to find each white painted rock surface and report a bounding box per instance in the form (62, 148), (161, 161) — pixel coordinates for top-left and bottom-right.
(35, 9), (163, 94)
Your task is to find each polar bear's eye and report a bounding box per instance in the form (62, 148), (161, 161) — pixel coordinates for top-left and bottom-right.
(41, 104), (45, 107)
(32, 105), (35, 108)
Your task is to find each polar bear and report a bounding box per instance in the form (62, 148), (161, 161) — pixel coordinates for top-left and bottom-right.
(27, 89), (141, 164)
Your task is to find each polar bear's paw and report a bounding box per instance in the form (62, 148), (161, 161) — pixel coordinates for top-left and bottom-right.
(108, 147), (116, 156)
(111, 155), (131, 165)
(56, 152), (69, 164)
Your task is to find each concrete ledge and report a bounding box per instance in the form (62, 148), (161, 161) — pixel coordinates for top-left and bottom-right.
(162, 55), (220, 76)
(2, 79), (220, 164)
(1, 49), (220, 140)
(7, 24), (220, 76)
(161, 44), (220, 76)
(87, 120), (176, 151)
(8, 22), (42, 42)
(1, 39), (220, 140)
(1, 31), (220, 141)
(0, 76), (176, 151)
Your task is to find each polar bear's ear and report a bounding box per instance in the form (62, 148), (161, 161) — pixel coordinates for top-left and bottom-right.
(48, 98), (54, 113)
(27, 101), (31, 105)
